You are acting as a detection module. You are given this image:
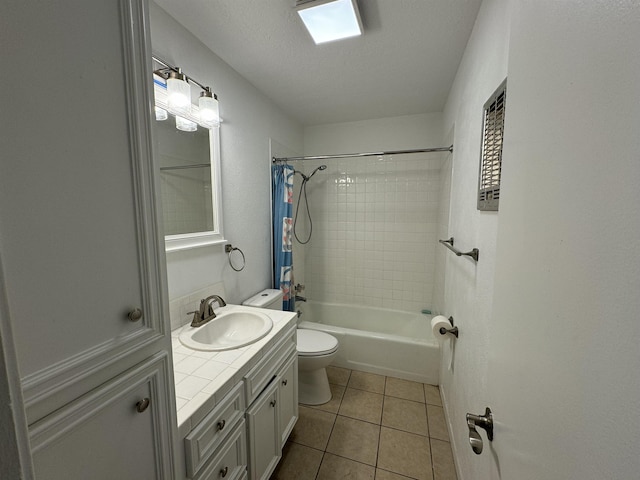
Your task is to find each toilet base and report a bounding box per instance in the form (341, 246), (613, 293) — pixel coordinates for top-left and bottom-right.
(298, 367), (332, 405)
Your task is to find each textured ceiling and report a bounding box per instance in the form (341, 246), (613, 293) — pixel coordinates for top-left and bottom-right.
(153, 0), (483, 126)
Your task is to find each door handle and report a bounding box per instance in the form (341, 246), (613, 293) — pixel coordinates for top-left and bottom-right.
(466, 407), (493, 454)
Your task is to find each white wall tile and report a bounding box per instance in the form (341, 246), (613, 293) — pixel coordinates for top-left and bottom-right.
(293, 154), (446, 313)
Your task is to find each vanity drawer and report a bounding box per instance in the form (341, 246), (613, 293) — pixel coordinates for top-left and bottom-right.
(193, 419), (247, 480)
(244, 326), (296, 405)
(185, 381), (245, 478)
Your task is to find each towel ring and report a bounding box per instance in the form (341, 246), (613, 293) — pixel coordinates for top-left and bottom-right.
(225, 244), (246, 272)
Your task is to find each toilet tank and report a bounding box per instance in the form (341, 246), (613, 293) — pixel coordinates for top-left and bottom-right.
(242, 289), (283, 310)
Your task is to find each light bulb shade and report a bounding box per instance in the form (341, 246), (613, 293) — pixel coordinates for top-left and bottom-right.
(167, 70), (191, 115)
(155, 106), (168, 121)
(199, 90), (220, 126)
(175, 116), (197, 132)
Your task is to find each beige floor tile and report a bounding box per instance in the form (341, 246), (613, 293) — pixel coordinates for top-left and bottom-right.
(382, 396), (428, 436)
(426, 405), (449, 442)
(375, 469), (415, 479)
(327, 365), (351, 386)
(424, 384), (442, 406)
(289, 406), (336, 450)
(308, 383), (345, 414)
(271, 442), (323, 480)
(431, 439), (457, 480)
(339, 388), (384, 424)
(326, 415), (380, 466)
(316, 453), (375, 480)
(377, 427), (433, 480)
(347, 370), (386, 394)
(385, 377), (425, 403)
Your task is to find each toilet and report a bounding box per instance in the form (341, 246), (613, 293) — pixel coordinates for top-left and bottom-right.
(243, 289), (339, 405)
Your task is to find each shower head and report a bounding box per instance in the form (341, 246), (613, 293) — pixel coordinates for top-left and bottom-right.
(295, 164), (327, 181)
(308, 165), (327, 179)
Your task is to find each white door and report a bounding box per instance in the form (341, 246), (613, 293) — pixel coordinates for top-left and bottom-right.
(0, 0), (166, 422)
(484, 2), (640, 479)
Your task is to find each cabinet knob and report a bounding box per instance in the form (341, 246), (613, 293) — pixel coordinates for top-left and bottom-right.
(270, 400), (277, 407)
(282, 379), (288, 386)
(136, 397), (150, 413)
(128, 308), (143, 322)
(217, 419), (226, 431)
(220, 466), (228, 477)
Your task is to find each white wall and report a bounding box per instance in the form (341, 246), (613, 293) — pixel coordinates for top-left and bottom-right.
(442, 0), (640, 479)
(304, 113), (443, 156)
(150, 2), (303, 305)
(487, 1), (640, 478)
(300, 114), (447, 313)
(439, 1), (511, 476)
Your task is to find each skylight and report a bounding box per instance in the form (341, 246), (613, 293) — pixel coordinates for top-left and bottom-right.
(296, 0), (363, 44)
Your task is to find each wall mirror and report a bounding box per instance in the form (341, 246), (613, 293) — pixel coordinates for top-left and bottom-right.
(152, 67), (224, 252)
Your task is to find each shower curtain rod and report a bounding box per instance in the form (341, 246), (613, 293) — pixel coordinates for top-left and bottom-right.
(272, 145), (453, 163)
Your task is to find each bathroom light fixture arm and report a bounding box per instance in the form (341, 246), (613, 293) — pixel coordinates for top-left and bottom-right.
(152, 55), (212, 95)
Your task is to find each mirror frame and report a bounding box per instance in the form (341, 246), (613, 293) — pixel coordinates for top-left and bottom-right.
(153, 80), (225, 252)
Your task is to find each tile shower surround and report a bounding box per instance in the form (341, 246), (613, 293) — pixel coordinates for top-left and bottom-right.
(293, 155), (445, 313)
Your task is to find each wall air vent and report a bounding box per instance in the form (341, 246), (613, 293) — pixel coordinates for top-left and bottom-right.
(478, 79), (507, 211)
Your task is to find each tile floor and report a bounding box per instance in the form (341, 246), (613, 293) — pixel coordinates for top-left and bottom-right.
(270, 367), (457, 480)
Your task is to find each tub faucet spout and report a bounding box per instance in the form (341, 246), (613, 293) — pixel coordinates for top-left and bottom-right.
(295, 295), (307, 302)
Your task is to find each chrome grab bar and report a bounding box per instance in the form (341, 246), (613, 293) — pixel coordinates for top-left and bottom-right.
(439, 237), (479, 262)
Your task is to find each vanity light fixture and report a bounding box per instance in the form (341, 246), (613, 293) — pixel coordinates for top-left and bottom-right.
(296, 0), (363, 44)
(199, 87), (220, 127)
(175, 115), (198, 132)
(155, 106), (168, 121)
(153, 56), (221, 128)
(166, 68), (191, 115)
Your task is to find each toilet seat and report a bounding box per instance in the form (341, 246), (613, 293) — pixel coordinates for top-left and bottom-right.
(297, 329), (338, 356)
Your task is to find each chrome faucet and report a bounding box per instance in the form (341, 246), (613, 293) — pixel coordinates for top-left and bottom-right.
(189, 295), (226, 327)
(294, 295), (307, 302)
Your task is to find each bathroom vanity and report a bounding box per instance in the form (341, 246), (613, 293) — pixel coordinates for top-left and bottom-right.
(173, 306), (298, 480)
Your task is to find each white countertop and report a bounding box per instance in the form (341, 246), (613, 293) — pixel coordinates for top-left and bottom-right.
(170, 305), (297, 437)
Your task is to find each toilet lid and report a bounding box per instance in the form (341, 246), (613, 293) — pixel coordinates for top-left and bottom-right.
(297, 329), (338, 356)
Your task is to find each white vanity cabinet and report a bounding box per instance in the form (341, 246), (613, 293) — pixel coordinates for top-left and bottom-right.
(245, 352), (298, 480)
(178, 320), (298, 480)
(244, 326), (298, 480)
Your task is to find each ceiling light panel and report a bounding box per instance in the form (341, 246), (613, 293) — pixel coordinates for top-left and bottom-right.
(296, 0), (363, 44)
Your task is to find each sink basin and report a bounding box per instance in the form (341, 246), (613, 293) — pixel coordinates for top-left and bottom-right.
(179, 309), (273, 351)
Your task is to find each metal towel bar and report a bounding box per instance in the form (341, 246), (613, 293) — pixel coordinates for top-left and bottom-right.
(439, 237), (479, 262)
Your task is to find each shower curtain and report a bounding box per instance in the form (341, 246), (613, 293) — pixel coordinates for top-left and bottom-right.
(272, 164), (295, 311)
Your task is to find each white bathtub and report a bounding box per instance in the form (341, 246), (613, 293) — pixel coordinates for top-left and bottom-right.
(297, 301), (440, 384)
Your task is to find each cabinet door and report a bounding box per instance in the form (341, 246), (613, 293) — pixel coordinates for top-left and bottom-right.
(246, 379), (280, 480)
(0, 0), (167, 422)
(277, 353), (298, 449)
(29, 353), (174, 480)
